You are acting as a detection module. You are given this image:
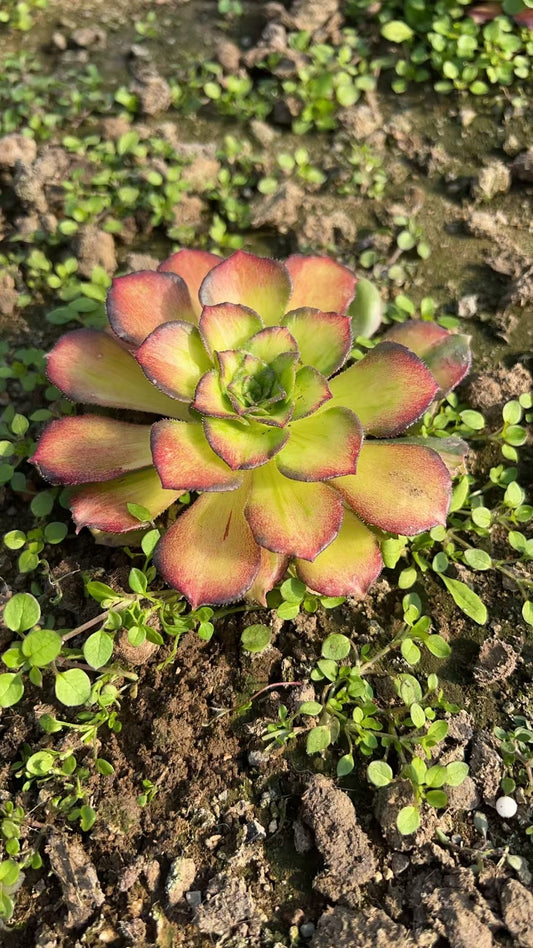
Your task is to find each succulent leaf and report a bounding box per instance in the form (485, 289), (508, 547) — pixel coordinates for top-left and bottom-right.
(151, 420), (243, 491)
(203, 416), (289, 470)
(31, 416), (152, 485)
(246, 550), (290, 606)
(199, 249), (292, 326)
(400, 435), (469, 474)
(245, 326), (299, 363)
(295, 508), (383, 598)
(331, 442), (451, 535)
(199, 302), (264, 357)
(292, 366), (332, 420)
(193, 368), (240, 418)
(384, 320), (471, 395)
(70, 468), (182, 533)
(285, 255), (356, 313)
(46, 329), (190, 418)
(158, 249), (221, 319)
(154, 482), (261, 608)
(135, 321), (212, 401)
(328, 341), (439, 436)
(281, 307), (352, 376)
(245, 461), (343, 560)
(276, 407), (363, 482)
(107, 270), (195, 345)
(349, 278), (383, 338)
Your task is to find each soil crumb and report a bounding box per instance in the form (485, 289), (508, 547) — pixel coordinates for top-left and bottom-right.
(301, 773), (376, 905)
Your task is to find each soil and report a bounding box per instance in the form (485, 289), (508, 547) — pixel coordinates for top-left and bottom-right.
(0, 1), (532, 947)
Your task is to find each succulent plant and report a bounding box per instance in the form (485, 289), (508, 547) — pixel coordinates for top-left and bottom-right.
(32, 250), (471, 607)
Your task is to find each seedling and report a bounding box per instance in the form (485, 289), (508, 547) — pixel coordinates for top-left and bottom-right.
(495, 716), (533, 795)
(13, 745), (97, 830)
(382, 391), (533, 626)
(263, 597), (468, 833)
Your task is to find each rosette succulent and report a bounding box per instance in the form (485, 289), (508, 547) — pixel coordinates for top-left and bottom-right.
(32, 250), (471, 607)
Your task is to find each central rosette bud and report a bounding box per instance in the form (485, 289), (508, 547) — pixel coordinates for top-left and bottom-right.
(216, 342), (297, 422)
(230, 360), (279, 408)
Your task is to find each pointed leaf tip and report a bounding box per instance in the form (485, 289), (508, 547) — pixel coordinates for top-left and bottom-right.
(32, 415), (152, 486)
(245, 462), (343, 560)
(295, 508), (382, 598)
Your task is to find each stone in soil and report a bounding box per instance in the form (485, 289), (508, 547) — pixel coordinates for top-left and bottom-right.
(472, 161), (511, 201)
(250, 180), (305, 234)
(500, 879), (533, 947)
(72, 225), (117, 278)
(133, 75), (172, 116)
(100, 115), (133, 141)
(13, 146), (70, 214)
(250, 119), (277, 147)
(301, 774), (376, 905)
(171, 194), (207, 230)
(181, 155), (221, 191)
(46, 833), (104, 928)
(194, 873), (264, 937)
(165, 856), (196, 907)
(447, 710), (475, 747)
(125, 252), (160, 272)
(0, 133), (37, 169)
(474, 637), (519, 685)
(70, 27), (107, 49)
(338, 103), (383, 140)
(216, 39), (241, 73)
(286, 0), (341, 32)
(311, 905), (419, 948)
(445, 776), (480, 812)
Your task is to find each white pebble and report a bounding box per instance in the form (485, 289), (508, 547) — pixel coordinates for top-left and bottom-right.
(496, 796), (518, 818)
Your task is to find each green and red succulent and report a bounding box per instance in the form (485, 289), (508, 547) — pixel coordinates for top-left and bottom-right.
(32, 250), (471, 607)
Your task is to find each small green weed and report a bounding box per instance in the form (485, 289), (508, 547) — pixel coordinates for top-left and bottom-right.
(0, 0), (48, 32)
(495, 717), (533, 796)
(347, 0), (533, 94)
(382, 391), (533, 625)
(263, 596), (467, 834)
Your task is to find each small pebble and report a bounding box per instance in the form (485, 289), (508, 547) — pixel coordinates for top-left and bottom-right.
(300, 922), (316, 939)
(185, 890), (202, 908)
(248, 750), (269, 768)
(99, 929), (118, 944)
(391, 853), (409, 876)
(51, 31), (67, 51)
(205, 834), (222, 851)
(496, 796), (518, 818)
(245, 819), (266, 843)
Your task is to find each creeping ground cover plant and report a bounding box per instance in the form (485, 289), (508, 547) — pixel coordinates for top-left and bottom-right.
(31, 250), (471, 607)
